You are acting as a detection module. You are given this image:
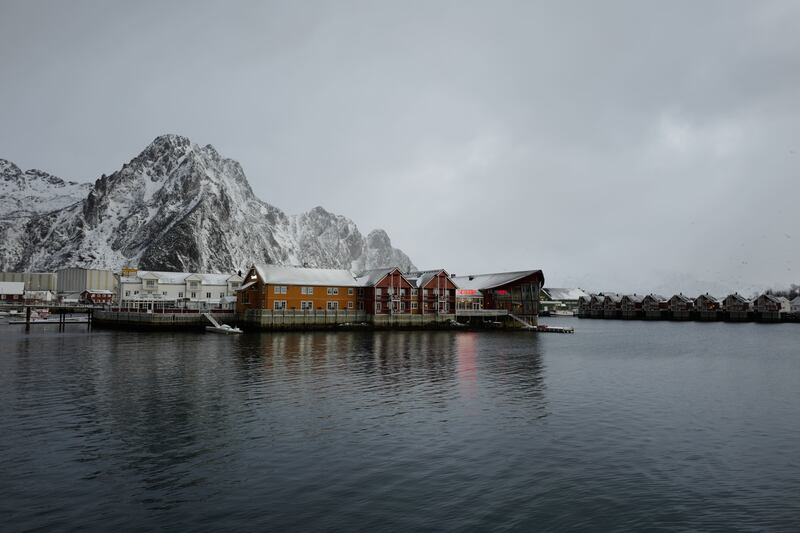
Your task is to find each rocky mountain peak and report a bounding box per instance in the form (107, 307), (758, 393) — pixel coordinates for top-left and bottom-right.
(1, 135), (416, 273)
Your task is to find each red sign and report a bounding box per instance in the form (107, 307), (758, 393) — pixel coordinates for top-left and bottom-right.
(457, 290), (480, 295)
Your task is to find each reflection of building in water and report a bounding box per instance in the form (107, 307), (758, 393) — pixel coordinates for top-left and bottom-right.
(456, 333), (479, 399)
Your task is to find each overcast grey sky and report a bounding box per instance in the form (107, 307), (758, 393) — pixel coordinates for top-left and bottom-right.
(1, 1), (798, 294)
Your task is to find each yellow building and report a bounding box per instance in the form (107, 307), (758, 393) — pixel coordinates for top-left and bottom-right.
(237, 264), (359, 313)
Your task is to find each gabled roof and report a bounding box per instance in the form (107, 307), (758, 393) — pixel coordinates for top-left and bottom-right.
(254, 263), (360, 287)
(644, 294), (667, 301)
(725, 293), (750, 303)
(354, 267), (399, 287)
(603, 293), (622, 303)
(451, 270), (544, 291)
(791, 296), (800, 304)
(405, 269), (458, 289)
(545, 288), (590, 301)
(622, 294), (644, 303)
(695, 294), (720, 303)
(670, 294), (694, 303)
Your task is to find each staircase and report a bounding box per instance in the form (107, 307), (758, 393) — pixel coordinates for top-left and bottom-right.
(508, 313), (534, 329)
(202, 313), (221, 328)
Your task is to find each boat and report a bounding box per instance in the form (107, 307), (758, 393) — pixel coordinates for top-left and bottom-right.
(205, 324), (243, 334)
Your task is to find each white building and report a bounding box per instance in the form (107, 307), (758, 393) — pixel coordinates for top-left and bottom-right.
(118, 270), (244, 309)
(792, 296), (800, 314)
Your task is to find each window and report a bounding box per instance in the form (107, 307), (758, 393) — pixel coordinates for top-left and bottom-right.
(178, 292), (183, 298)
(327, 287), (339, 295)
(274, 285), (287, 294)
(206, 292), (212, 299)
(231, 282), (240, 289)
(219, 292), (224, 298)
(433, 288), (439, 295)
(348, 288), (353, 295)
(134, 290), (139, 295)
(357, 288), (364, 296)
(375, 302), (381, 312)
(358, 301), (364, 310)
(125, 290), (130, 297)
(400, 288), (406, 296)
(411, 289), (418, 296)
(411, 301), (418, 310)
(163, 291), (167, 296)
(189, 281), (199, 288)
(327, 301), (339, 310)
(424, 289), (430, 297)
(400, 302), (405, 311)
(301, 301), (313, 310)
(145, 280), (155, 287)
(347, 301), (354, 309)
(191, 292), (197, 298)
(375, 288), (382, 296)
(242, 293), (249, 304)
(274, 300), (287, 310)
(301, 286), (314, 295)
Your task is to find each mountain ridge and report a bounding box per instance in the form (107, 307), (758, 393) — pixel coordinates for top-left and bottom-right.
(0, 134), (415, 273)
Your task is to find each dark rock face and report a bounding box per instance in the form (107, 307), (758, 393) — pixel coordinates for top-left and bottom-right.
(0, 135), (415, 273)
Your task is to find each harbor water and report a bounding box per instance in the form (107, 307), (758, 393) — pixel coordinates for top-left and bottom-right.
(1, 319), (799, 531)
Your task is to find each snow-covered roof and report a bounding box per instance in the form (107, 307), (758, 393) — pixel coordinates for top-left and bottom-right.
(254, 263), (360, 287)
(83, 289), (113, 295)
(792, 296), (800, 304)
(238, 280), (256, 291)
(354, 267), (397, 286)
(545, 288), (590, 301)
(451, 270), (544, 291)
(0, 281), (25, 295)
(603, 293), (622, 303)
(725, 293), (751, 303)
(405, 269), (458, 289)
(622, 294), (644, 303)
(695, 294), (720, 303)
(671, 294), (694, 302)
(128, 271), (240, 285)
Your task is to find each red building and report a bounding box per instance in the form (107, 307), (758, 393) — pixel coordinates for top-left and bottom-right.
(405, 269), (458, 314)
(0, 282), (25, 302)
(355, 268), (415, 315)
(80, 289), (114, 305)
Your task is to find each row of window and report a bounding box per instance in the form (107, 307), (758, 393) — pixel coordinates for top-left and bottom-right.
(124, 290), (226, 299)
(273, 300), (355, 310)
(373, 288), (452, 296)
(273, 285), (354, 295)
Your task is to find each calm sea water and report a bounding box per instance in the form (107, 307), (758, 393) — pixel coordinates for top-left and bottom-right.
(1, 319), (799, 532)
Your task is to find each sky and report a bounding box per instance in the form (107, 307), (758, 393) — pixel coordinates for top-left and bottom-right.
(1, 0), (798, 295)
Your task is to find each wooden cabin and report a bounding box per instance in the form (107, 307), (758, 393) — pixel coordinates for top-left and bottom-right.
(620, 294), (644, 319)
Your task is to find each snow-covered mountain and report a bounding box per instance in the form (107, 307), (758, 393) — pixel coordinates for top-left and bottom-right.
(0, 135), (415, 273)
(0, 159), (91, 217)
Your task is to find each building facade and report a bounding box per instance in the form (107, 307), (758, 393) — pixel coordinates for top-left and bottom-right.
(0, 281), (25, 302)
(355, 268), (415, 315)
(405, 269), (458, 315)
(237, 264), (358, 314)
(451, 270), (544, 319)
(0, 272), (57, 291)
(120, 271), (243, 309)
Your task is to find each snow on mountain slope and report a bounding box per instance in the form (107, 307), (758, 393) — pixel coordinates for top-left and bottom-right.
(0, 135), (416, 273)
(0, 159), (91, 217)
